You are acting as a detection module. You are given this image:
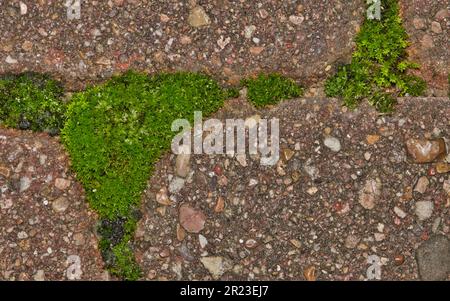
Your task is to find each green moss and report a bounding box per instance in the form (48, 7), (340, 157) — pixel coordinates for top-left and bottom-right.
(225, 87), (240, 99)
(241, 73), (303, 107)
(368, 92), (397, 112)
(0, 73), (65, 133)
(62, 71), (226, 218)
(325, 0), (426, 112)
(0, 70), (301, 278)
(110, 242), (141, 281)
(62, 71), (229, 279)
(400, 74), (427, 97)
(98, 216), (140, 280)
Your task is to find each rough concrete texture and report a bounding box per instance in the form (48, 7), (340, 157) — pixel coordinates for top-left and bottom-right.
(134, 97), (450, 280)
(1, 1), (447, 95)
(0, 0), (449, 281)
(400, 0), (449, 96)
(0, 129), (106, 280)
(0, 0), (363, 90)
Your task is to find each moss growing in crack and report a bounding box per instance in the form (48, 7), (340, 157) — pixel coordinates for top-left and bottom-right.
(241, 73), (303, 107)
(0, 73), (65, 134)
(225, 87), (240, 99)
(325, 0), (426, 112)
(62, 71), (228, 218)
(62, 71), (230, 279)
(109, 241), (141, 280)
(98, 216), (141, 280)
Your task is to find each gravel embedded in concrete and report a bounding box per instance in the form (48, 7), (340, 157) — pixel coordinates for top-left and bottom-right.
(134, 97), (450, 280)
(0, 129), (106, 280)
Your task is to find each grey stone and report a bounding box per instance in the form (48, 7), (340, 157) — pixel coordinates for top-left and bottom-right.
(169, 177), (185, 194)
(244, 25), (256, 39)
(17, 231), (28, 239)
(19, 176), (31, 192)
(324, 136), (341, 152)
(304, 159), (319, 180)
(416, 235), (450, 280)
(5, 55), (18, 64)
(200, 256), (232, 279)
(415, 201), (434, 221)
(33, 270), (45, 281)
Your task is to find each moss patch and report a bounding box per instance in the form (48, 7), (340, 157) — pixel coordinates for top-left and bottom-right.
(0, 70), (303, 279)
(0, 73), (65, 134)
(62, 71), (230, 279)
(241, 73), (303, 107)
(62, 71), (228, 218)
(325, 0), (426, 112)
(98, 215), (141, 280)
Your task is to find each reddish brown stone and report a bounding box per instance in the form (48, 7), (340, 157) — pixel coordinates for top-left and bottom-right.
(405, 138), (446, 163)
(179, 203), (206, 233)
